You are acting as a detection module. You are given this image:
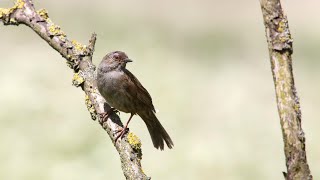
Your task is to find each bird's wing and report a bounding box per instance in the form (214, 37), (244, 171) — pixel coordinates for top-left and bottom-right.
(124, 69), (156, 112)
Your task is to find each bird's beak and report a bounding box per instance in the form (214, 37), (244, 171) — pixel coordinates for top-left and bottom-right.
(124, 58), (133, 63)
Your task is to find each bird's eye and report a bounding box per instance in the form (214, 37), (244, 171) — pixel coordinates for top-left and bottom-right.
(114, 54), (120, 60)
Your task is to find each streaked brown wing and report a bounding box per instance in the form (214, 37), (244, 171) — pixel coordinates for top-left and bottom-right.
(124, 69), (155, 112)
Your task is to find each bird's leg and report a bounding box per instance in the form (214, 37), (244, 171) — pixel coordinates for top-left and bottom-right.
(114, 128), (128, 134)
(115, 113), (134, 142)
(99, 108), (118, 123)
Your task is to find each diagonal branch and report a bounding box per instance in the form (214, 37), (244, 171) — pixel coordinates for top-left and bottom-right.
(1, 0), (148, 179)
(259, 0), (312, 179)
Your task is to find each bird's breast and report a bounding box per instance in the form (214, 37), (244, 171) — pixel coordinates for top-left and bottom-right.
(97, 70), (134, 113)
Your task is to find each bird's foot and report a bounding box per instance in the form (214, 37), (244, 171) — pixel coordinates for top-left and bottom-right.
(99, 108), (118, 123)
(114, 113), (134, 143)
(114, 127), (129, 142)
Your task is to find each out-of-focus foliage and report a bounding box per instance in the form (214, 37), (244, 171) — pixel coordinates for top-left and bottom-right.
(0, 0), (319, 179)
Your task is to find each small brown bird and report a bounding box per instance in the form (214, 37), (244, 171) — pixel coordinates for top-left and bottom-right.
(97, 51), (173, 150)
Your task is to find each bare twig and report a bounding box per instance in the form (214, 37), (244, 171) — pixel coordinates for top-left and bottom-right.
(0, 0), (148, 179)
(259, 0), (312, 179)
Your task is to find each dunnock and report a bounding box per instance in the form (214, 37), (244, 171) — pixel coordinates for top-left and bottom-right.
(97, 51), (173, 150)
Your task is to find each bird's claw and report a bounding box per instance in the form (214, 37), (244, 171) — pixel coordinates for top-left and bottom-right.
(98, 108), (118, 123)
(114, 127), (129, 142)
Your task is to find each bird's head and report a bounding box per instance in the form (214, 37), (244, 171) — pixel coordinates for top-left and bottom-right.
(100, 51), (133, 71)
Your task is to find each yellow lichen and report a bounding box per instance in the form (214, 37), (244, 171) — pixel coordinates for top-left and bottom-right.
(127, 132), (142, 150)
(9, 18), (17, 23)
(49, 24), (60, 35)
(85, 94), (97, 120)
(278, 21), (285, 33)
(37, 8), (49, 20)
(72, 72), (85, 87)
(71, 40), (86, 51)
(0, 0), (24, 19)
(66, 54), (72, 60)
(16, 0), (24, 8)
(47, 21), (66, 38)
(0, 8), (9, 18)
(72, 40), (86, 51)
(85, 95), (91, 110)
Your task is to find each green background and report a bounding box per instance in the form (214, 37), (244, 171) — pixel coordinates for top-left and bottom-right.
(0, 0), (320, 179)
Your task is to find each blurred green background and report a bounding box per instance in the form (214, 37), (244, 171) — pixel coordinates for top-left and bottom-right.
(1, 0), (320, 179)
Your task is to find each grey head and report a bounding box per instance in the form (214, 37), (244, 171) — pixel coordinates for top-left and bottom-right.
(99, 51), (133, 72)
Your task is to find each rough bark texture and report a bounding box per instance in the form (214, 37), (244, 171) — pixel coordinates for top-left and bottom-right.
(259, 0), (312, 179)
(0, 1), (149, 179)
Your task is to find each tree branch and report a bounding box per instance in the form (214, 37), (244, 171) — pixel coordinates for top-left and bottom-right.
(1, 0), (148, 179)
(259, 0), (312, 179)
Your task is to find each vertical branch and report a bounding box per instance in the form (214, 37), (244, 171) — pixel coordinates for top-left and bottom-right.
(259, 0), (312, 179)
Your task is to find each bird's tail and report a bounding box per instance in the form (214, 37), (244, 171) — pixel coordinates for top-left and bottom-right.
(138, 111), (174, 150)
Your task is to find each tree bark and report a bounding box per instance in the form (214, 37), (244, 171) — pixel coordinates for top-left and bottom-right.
(259, 0), (312, 179)
(0, 1), (149, 179)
